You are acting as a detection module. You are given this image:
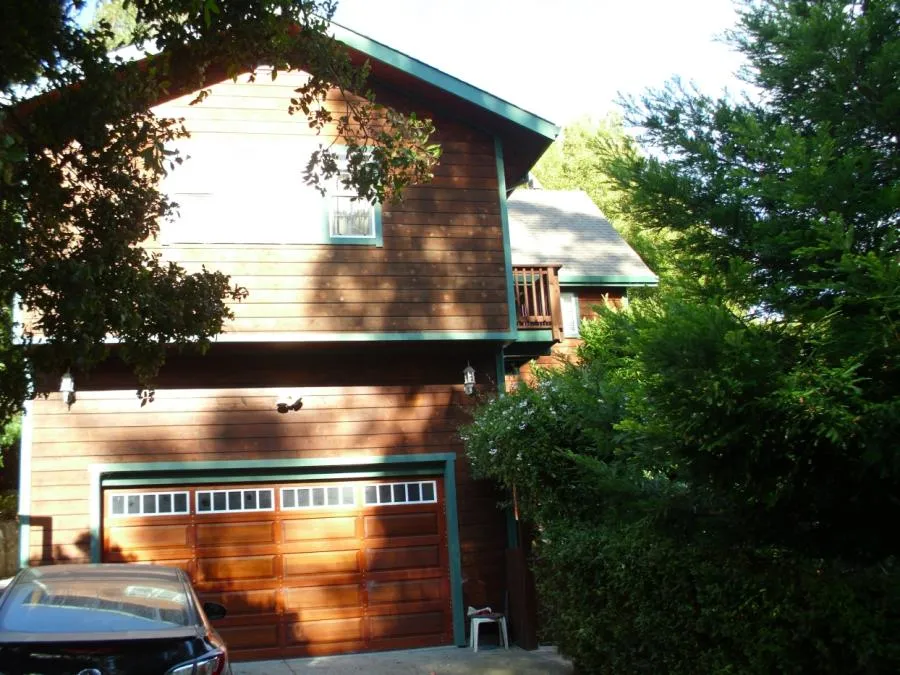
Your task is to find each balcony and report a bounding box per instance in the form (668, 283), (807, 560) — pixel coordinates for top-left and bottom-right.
(513, 265), (563, 340)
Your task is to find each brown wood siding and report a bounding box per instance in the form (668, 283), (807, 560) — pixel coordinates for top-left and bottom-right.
(26, 343), (508, 620)
(148, 71), (509, 336)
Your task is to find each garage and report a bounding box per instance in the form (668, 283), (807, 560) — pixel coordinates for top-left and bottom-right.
(102, 478), (453, 660)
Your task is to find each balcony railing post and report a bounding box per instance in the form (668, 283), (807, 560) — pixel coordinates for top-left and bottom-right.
(548, 266), (563, 341)
(513, 265), (563, 339)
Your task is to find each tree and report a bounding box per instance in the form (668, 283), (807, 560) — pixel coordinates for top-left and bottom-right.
(0, 1), (440, 429)
(91, 0), (139, 49)
(532, 115), (679, 281)
(464, 1), (900, 671)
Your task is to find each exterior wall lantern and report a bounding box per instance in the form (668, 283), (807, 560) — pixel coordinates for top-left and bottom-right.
(59, 371), (75, 406)
(463, 363), (476, 396)
(276, 392), (303, 413)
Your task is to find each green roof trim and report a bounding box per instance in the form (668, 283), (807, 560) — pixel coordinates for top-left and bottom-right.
(512, 329), (555, 343)
(559, 274), (659, 287)
(495, 137), (519, 340)
(331, 23), (559, 141)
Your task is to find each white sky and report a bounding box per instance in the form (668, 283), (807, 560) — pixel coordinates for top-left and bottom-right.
(332, 0), (748, 126)
(79, 0), (749, 127)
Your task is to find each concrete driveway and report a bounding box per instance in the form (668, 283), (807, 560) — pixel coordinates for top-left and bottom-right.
(231, 646), (573, 675)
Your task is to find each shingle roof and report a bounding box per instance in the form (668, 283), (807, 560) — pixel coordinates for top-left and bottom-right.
(508, 190), (657, 284)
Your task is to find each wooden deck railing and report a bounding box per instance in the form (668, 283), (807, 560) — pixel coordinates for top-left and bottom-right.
(513, 265), (563, 340)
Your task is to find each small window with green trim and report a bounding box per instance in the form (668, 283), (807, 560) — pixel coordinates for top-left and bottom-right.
(323, 166), (382, 246)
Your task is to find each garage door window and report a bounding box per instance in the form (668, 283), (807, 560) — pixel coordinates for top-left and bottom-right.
(196, 488), (274, 513)
(281, 484), (356, 510)
(363, 480), (437, 506)
(109, 492), (189, 517)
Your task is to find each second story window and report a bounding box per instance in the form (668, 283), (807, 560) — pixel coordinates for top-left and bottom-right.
(161, 138), (381, 246)
(326, 168), (379, 243)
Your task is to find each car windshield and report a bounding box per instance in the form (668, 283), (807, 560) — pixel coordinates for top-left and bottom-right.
(0, 572), (194, 633)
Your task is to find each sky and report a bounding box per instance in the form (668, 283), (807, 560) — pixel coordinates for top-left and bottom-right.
(331, 0), (749, 126)
(78, 0), (749, 128)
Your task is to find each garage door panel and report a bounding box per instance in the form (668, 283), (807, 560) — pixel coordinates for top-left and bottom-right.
(284, 550), (360, 576)
(198, 554), (277, 581)
(286, 605), (365, 623)
(281, 516), (358, 542)
(286, 617), (364, 645)
(367, 600), (448, 620)
(196, 544), (280, 559)
(280, 539), (361, 555)
(284, 583), (361, 610)
(367, 578), (444, 605)
(368, 611), (445, 640)
(103, 546), (193, 565)
(216, 624), (280, 650)
(364, 534), (442, 550)
(193, 579), (281, 597)
(200, 588), (278, 616)
(103, 477), (452, 659)
(366, 545), (440, 572)
(196, 520), (277, 547)
(364, 512), (438, 538)
(107, 523), (192, 550)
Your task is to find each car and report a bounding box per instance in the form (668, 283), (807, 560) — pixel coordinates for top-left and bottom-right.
(0, 563), (231, 675)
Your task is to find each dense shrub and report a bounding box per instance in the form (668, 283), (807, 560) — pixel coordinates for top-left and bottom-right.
(536, 519), (899, 674)
(464, 1), (899, 671)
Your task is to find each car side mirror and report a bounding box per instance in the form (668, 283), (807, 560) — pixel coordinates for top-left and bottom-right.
(202, 601), (227, 621)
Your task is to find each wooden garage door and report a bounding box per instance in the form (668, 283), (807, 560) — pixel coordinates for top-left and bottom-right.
(102, 479), (452, 660)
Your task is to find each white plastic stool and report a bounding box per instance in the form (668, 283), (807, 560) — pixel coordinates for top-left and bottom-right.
(469, 612), (509, 652)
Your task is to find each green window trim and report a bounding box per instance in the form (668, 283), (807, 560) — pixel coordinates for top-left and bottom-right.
(322, 200), (384, 247)
(86, 454), (466, 647)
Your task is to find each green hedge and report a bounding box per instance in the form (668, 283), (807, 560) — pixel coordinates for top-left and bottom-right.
(537, 520), (900, 675)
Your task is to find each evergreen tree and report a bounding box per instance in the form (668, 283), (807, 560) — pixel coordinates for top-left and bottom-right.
(465, 1), (900, 670)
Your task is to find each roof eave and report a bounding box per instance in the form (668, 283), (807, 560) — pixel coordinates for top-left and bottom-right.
(331, 23), (559, 185)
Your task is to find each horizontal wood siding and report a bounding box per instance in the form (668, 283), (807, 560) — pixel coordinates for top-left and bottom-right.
(149, 71), (509, 336)
(26, 344), (507, 612)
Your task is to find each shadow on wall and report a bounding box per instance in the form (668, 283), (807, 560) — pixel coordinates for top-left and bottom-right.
(28, 522), (137, 567)
(36, 340), (509, 655)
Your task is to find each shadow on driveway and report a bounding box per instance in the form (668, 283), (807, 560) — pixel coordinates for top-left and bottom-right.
(231, 646), (573, 675)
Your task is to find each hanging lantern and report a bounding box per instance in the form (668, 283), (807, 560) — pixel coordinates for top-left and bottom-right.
(463, 363), (476, 396)
(59, 371), (75, 406)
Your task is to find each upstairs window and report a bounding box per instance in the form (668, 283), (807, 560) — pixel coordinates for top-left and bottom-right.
(325, 167), (379, 244)
(561, 292), (581, 337)
(162, 138), (381, 246)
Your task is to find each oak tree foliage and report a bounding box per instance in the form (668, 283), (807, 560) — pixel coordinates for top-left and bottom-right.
(0, 0), (441, 427)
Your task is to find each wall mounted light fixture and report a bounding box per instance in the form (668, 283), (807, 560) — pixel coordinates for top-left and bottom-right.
(60, 371), (75, 407)
(463, 363), (476, 396)
(276, 392), (303, 413)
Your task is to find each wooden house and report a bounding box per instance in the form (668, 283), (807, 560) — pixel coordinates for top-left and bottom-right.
(17, 25), (651, 661)
(505, 189), (657, 385)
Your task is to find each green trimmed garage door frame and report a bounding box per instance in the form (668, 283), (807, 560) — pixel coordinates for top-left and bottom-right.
(88, 453), (466, 647)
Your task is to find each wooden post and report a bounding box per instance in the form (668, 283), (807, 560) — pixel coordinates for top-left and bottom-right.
(547, 266), (563, 341)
